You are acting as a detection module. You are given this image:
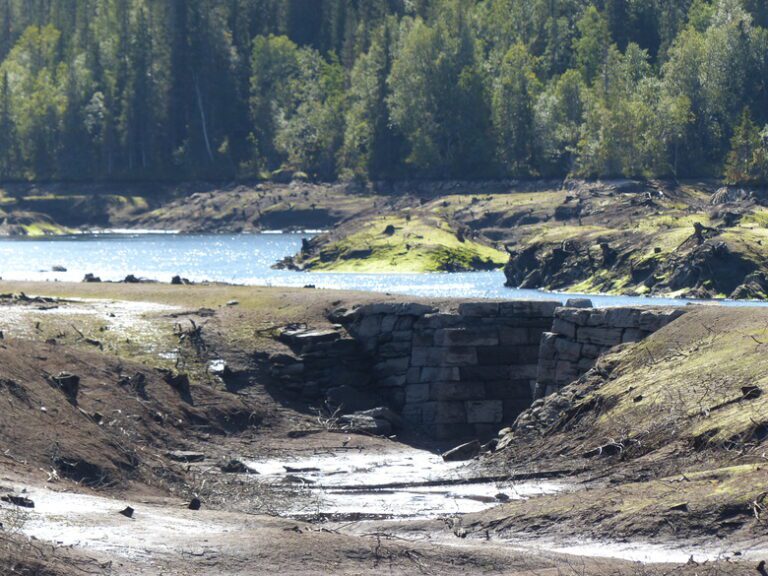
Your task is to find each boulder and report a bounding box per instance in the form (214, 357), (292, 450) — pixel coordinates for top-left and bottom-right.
(442, 440), (481, 462)
(355, 406), (405, 429)
(338, 414), (392, 436)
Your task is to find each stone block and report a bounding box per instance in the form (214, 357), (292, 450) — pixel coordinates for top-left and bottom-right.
(622, 328), (649, 343)
(435, 328), (499, 347)
(638, 309), (685, 331)
(458, 302), (500, 317)
(377, 341), (412, 357)
(465, 400), (503, 424)
(381, 314), (398, 333)
(538, 332), (558, 356)
(493, 316), (556, 328)
(554, 337), (582, 361)
(577, 327), (624, 347)
(509, 345), (542, 365)
(498, 327), (531, 346)
(378, 374), (407, 388)
(499, 300), (561, 318)
(430, 423), (475, 440)
(411, 347), (443, 366)
(433, 401), (467, 424)
(565, 298), (593, 308)
(395, 316), (415, 330)
(355, 314), (382, 338)
(485, 379), (533, 401)
(358, 303), (435, 317)
(411, 346), (478, 366)
(406, 367), (422, 384)
(391, 330), (414, 342)
(555, 360), (579, 382)
(412, 330), (436, 347)
(417, 313), (463, 330)
(476, 346), (507, 365)
(511, 364), (539, 379)
(430, 381), (485, 401)
(552, 318), (577, 339)
(405, 383), (430, 403)
(420, 366), (461, 382)
(604, 307), (643, 328)
(581, 343), (604, 359)
(444, 346), (479, 365)
(584, 310), (609, 327)
(536, 362), (557, 385)
(401, 403), (423, 424)
(389, 388), (406, 409)
(477, 345), (539, 366)
(555, 308), (592, 326)
(374, 357), (410, 376)
(460, 365), (510, 381)
(578, 358), (596, 372)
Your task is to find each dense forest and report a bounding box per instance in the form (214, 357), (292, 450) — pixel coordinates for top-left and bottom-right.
(0, 0), (767, 184)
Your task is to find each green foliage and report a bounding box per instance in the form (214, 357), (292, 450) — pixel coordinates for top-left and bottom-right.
(387, 3), (493, 177)
(492, 43), (540, 176)
(0, 0), (765, 183)
(725, 108), (768, 184)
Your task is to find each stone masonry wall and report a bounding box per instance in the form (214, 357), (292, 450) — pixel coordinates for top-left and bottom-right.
(271, 300), (688, 441)
(340, 301), (559, 439)
(535, 306), (687, 397)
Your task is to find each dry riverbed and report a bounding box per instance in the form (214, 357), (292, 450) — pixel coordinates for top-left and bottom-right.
(0, 281), (765, 575)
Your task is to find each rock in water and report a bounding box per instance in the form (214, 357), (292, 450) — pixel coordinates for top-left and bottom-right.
(442, 440), (481, 462)
(119, 506), (134, 518)
(188, 498), (201, 511)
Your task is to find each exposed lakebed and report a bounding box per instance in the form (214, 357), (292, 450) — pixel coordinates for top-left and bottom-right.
(244, 447), (564, 520)
(1, 232), (766, 307)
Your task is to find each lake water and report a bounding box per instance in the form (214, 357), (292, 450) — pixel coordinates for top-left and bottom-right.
(0, 232), (763, 307)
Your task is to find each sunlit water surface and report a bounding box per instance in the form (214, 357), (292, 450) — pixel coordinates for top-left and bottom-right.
(0, 232), (765, 307)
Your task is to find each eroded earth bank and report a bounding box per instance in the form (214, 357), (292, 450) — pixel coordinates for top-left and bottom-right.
(0, 281), (766, 575)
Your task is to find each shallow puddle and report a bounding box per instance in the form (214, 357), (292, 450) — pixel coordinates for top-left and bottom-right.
(246, 447), (563, 520)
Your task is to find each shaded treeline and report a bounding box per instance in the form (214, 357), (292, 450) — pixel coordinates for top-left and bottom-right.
(0, 0), (767, 184)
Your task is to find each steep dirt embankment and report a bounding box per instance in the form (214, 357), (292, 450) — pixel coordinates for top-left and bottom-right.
(459, 306), (768, 546)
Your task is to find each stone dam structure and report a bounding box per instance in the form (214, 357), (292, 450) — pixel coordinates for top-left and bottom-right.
(271, 300), (686, 440)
